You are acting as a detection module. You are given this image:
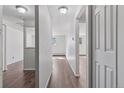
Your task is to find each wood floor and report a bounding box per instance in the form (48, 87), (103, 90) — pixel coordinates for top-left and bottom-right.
(3, 61), (35, 88)
(48, 56), (87, 88)
(3, 56), (87, 88)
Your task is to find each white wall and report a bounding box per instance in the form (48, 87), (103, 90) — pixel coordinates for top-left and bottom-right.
(24, 20), (35, 27)
(3, 17), (23, 65)
(0, 6), (3, 88)
(66, 19), (77, 75)
(52, 35), (66, 55)
(38, 6), (52, 88)
(6, 25), (23, 65)
(65, 7), (83, 76)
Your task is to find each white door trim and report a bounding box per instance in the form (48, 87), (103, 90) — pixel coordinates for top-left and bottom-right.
(2, 24), (7, 71)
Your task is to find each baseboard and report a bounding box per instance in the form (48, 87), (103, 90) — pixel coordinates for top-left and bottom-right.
(72, 68), (80, 78)
(23, 68), (35, 70)
(68, 61), (80, 78)
(2, 66), (8, 72)
(7, 60), (23, 65)
(79, 55), (87, 56)
(74, 73), (80, 77)
(45, 72), (52, 88)
(52, 53), (65, 56)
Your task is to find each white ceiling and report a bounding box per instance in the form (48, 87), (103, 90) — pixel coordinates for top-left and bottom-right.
(3, 5), (35, 20)
(48, 5), (83, 35)
(3, 5), (86, 31)
(3, 5), (35, 27)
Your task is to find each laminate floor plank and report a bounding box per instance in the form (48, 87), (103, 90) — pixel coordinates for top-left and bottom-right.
(48, 56), (87, 88)
(3, 61), (35, 88)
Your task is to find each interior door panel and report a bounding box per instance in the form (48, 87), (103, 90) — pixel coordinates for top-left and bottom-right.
(93, 5), (117, 88)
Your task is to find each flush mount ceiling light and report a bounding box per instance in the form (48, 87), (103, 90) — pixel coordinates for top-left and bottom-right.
(58, 6), (68, 14)
(16, 5), (28, 14)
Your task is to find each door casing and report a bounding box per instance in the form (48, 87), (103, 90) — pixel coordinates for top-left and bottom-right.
(2, 24), (7, 71)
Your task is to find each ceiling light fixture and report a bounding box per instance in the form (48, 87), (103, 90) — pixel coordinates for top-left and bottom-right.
(58, 6), (68, 14)
(16, 5), (28, 14)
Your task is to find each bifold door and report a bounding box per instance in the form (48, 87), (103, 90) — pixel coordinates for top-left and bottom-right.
(93, 5), (117, 88)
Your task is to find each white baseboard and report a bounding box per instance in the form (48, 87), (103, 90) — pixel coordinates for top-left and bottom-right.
(2, 66), (8, 72)
(74, 73), (80, 77)
(72, 68), (80, 77)
(79, 54), (87, 56)
(68, 61), (80, 78)
(23, 68), (35, 70)
(45, 72), (52, 88)
(52, 53), (65, 56)
(7, 60), (23, 65)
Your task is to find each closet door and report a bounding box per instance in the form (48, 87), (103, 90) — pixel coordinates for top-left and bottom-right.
(93, 5), (117, 88)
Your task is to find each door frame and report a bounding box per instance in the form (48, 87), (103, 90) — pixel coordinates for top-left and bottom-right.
(91, 5), (96, 88)
(86, 5), (92, 88)
(35, 5), (39, 88)
(2, 24), (7, 71)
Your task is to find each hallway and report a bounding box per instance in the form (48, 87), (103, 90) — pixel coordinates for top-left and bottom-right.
(48, 56), (87, 88)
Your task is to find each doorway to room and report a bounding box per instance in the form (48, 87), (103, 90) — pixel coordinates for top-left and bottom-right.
(47, 5), (92, 88)
(2, 5), (36, 88)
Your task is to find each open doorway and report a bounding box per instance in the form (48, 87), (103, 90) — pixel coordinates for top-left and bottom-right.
(46, 5), (92, 88)
(2, 5), (36, 88)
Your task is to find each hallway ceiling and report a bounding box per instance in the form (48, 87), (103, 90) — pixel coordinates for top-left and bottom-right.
(3, 5), (35, 20)
(3, 5), (86, 29)
(3, 5), (35, 27)
(48, 5), (84, 35)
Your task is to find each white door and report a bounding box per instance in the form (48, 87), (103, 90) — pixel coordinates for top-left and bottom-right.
(0, 6), (3, 88)
(92, 5), (117, 88)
